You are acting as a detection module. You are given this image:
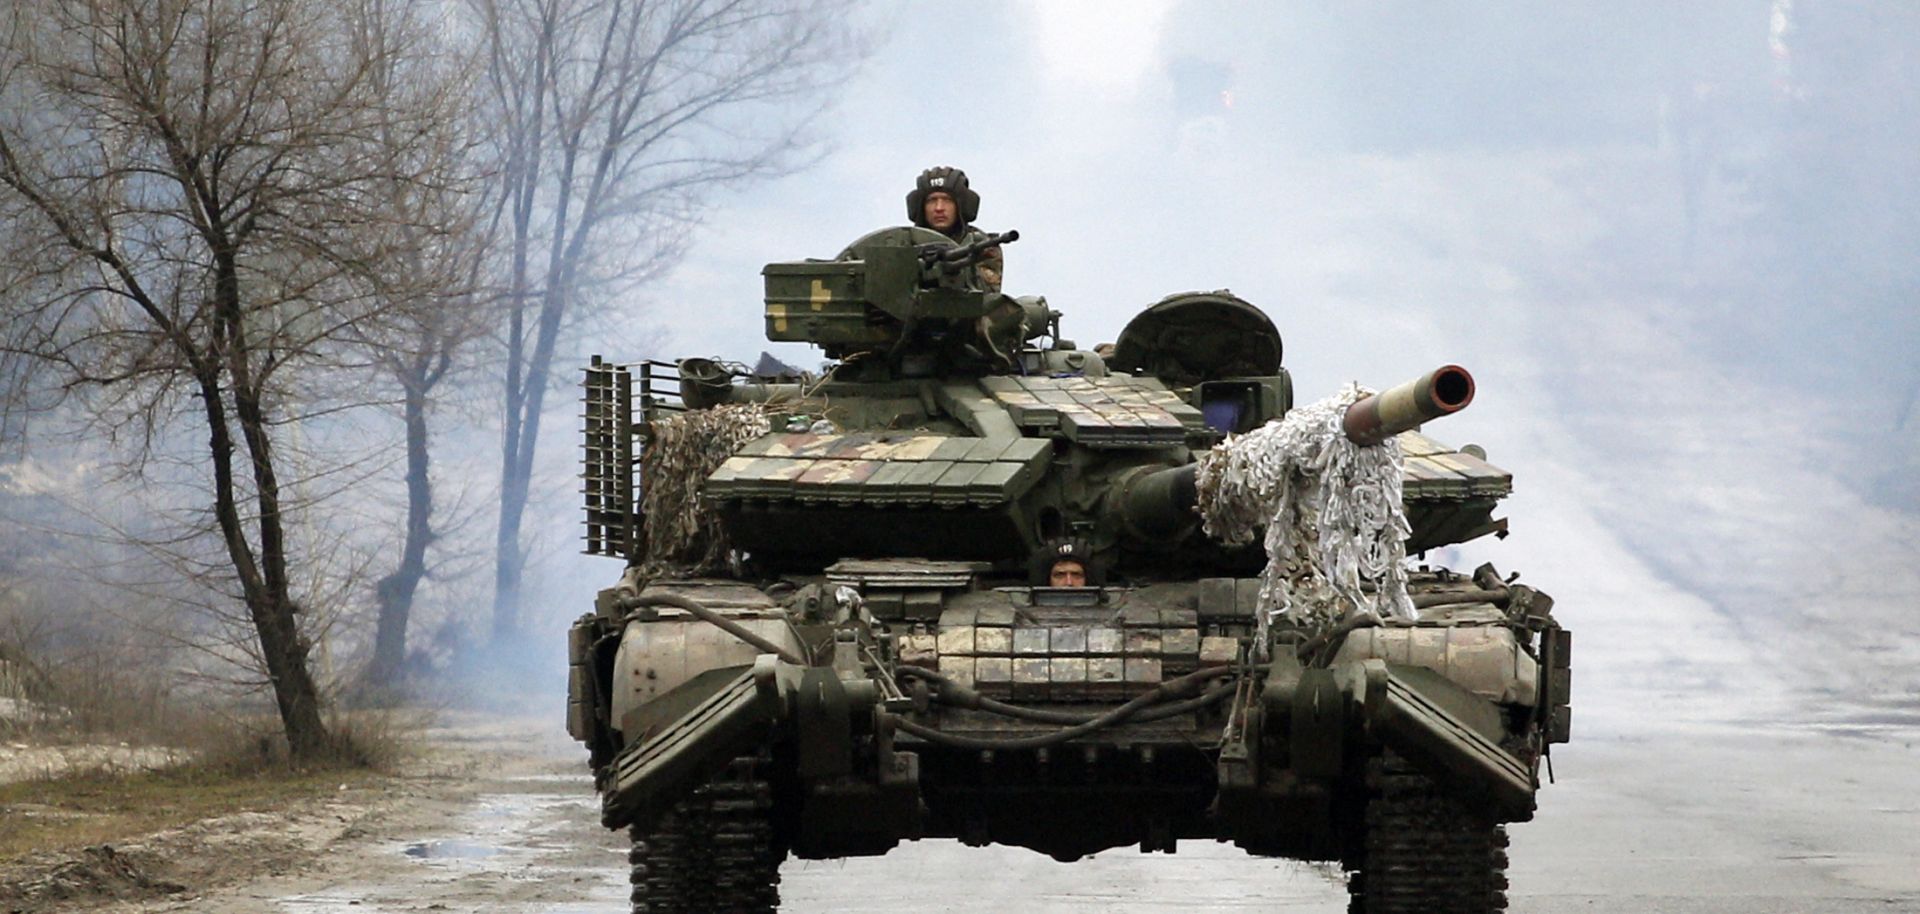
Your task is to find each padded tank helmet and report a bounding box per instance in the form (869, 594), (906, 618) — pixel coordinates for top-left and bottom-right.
(906, 166), (981, 228)
(1028, 536), (1102, 586)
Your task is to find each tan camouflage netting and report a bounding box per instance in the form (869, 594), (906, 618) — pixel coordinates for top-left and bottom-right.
(1194, 384), (1415, 633)
(637, 403), (770, 577)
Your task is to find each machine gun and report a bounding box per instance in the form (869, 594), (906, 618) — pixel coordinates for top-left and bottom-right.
(761, 225), (1041, 369)
(917, 228), (1019, 275)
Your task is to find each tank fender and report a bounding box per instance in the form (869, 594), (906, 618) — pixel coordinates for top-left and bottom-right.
(1256, 655), (1534, 820)
(607, 613), (806, 741)
(617, 665), (751, 748)
(603, 655), (893, 832)
(603, 656), (797, 829)
(1348, 660), (1536, 822)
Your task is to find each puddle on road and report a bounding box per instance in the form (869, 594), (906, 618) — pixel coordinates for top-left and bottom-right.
(403, 839), (503, 860)
(272, 780), (630, 914)
(500, 773), (589, 786)
(280, 881), (629, 914)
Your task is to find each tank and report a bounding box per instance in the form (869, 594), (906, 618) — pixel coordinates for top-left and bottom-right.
(566, 225), (1572, 913)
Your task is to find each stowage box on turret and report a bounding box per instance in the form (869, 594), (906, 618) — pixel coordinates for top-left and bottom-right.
(567, 225), (1571, 913)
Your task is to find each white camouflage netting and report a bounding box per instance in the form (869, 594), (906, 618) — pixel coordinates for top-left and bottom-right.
(1194, 384), (1416, 632)
(637, 403), (770, 576)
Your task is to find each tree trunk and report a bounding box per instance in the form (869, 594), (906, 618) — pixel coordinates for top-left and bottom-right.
(195, 370), (331, 761)
(491, 128), (579, 645)
(492, 464), (529, 642)
(490, 275), (566, 645)
(492, 320), (548, 646)
(491, 144), (537, 644)
(211, 247), (331, 762)
(494, 288), (528, 644)
(249, 585), (332, 761)
(488, 8), (563, 645)
(365, 374), (433, 689)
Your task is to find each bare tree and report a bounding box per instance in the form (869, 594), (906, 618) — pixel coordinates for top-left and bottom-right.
(341, 0), (498, 692)
(360, 280), (491, 693)
(474, 0), (861, 640)
(0, 0), (469, 759)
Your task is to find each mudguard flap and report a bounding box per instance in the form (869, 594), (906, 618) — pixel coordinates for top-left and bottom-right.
(1350, 659), (1537, 822)
(601, 655), (799, 829)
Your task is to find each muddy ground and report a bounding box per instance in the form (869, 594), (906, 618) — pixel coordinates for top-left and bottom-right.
(4, 707), (1916, 914)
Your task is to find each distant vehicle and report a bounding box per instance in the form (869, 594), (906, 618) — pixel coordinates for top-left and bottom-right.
(567, 225), (1571, 913)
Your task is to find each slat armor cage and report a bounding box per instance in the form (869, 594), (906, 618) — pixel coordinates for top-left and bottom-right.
(582, 357), (688, 558)
(581, 357), (634, 557)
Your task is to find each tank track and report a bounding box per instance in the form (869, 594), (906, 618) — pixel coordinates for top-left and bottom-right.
(628, 756), (782, 913)
(1346, 751), (1509, 914)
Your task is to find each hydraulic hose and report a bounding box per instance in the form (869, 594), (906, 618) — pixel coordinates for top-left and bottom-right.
(616, 592), (808, 667)
(1295, 612), (1380, 668)
(895, 664), (1232, 725)
(884, 666), (1238, 751)
(907, 671), (1235, 727)
(615, 591), (1238, 748)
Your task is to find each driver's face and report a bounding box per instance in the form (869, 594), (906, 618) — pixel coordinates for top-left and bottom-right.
(1049, 559), (1087, 587)
(923, 192), (958, 231)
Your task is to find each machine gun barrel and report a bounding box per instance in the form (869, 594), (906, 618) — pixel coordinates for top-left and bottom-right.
(921, 228), (1019, 271)
(1341, 365), (1475, 446)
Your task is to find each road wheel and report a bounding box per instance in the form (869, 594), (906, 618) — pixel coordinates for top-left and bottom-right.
(1347, 751), (1509, 914)
(628, 756), (783, 913)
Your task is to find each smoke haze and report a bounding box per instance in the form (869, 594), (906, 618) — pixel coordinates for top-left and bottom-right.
(600, 1), (1920, 727)
(6, 2), (1912, 727)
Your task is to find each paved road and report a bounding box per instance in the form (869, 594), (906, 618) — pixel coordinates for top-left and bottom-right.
(776, 722), (1920, 914)
(178, 711), (1916, 914)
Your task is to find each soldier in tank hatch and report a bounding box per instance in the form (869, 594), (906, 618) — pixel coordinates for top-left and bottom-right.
(1031, 537), (1098, 588)
(907, 165), (1003, 292)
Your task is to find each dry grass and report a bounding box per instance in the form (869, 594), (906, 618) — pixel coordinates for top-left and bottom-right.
(316, 706), (417, 771)
(4, 628), (422, 768)
(0, 635), (424, 861)
(0, 761), (380, 863)
(1, 639), (197, 744)
(0, 607), (429, 864)
(0, 708), (421, 863)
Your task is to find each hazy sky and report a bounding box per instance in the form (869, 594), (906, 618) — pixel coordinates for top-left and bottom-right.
(633, 2), (1917, 399)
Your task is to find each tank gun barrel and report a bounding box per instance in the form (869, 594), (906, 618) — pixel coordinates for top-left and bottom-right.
(1114, 463), (1201, 543)
(1110, 365), (1477, 545)
(1341, 365), (1475, 446)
